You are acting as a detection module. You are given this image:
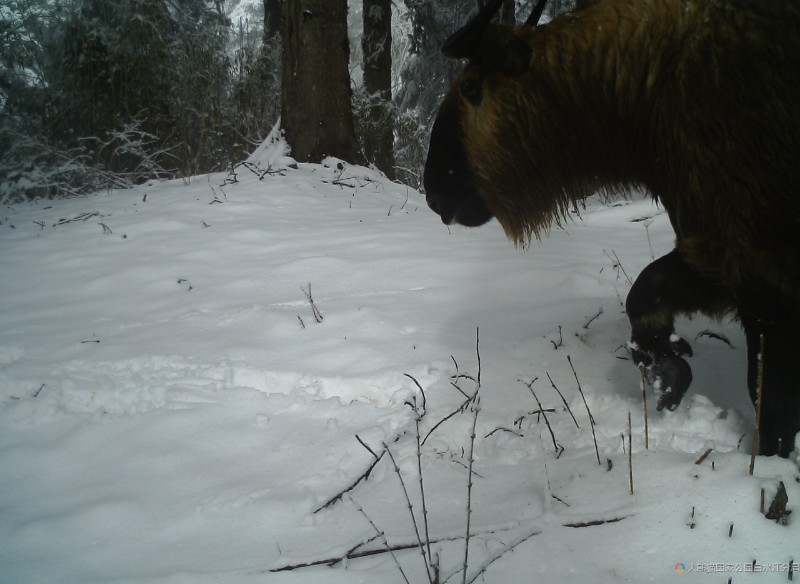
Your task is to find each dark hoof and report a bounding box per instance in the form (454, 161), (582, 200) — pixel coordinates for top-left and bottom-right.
(650, 355), (693, 411)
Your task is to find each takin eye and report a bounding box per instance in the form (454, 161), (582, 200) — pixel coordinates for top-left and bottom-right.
(459, 79), (483, 106)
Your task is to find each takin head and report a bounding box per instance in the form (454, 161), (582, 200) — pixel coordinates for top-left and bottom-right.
(424, 0), (550, 237)
(422, 0), (730, 245)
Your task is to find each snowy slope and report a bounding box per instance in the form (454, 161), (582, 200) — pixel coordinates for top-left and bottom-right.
(0, 141), (797, 584)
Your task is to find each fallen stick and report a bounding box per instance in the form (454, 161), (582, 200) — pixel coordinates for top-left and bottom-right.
(270, 516), (628, 573)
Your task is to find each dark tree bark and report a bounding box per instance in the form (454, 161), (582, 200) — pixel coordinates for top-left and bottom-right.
(362, 0), (394, 179)
(264, 0), (280, 43)
(281, 0), (363, 164)
(500, 0), (515, 23)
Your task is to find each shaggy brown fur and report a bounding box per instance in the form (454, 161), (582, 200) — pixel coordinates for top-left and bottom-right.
(424, 0), (800, 456)
(462, 0), (799, 296)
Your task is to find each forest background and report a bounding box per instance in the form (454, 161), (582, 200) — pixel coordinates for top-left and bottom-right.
(0, 0), (576, 202)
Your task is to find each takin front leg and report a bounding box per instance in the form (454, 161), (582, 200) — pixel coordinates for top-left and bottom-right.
(626, 249), (730, 412)
(741, 311), (800, 457)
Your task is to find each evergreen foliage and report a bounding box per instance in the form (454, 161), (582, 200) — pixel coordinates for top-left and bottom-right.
(0, 0), (575, 201)
(0, 0), (280, 201)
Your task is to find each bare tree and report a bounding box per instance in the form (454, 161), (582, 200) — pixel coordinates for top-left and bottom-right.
(362, 0), (394, 179)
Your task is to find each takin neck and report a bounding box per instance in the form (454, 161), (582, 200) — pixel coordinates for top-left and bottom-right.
(482, 0), (706, 245)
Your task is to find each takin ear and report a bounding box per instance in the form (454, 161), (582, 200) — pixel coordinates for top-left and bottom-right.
(442, 0), (545, 63)
(442, 0), (505, 59)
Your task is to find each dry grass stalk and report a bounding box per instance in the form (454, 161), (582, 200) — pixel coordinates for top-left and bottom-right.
(627, 412), (634, 495)
(521, 378), (560, 455)
(546, 371), (579, 428)
(351, 497), (412, 584)
(411, 394), (433, 565)
(749, 334), (765, 475)
(568, 355), (600, 464)
(638, 363), (650, 449)
(694, 448), (713, 465)
(302, 283), (324, 323)
(462, 397), (481, 584)
(384, 443), (434, 583)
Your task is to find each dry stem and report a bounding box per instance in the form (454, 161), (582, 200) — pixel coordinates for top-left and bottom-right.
(351, 497), (412, 584)
(302, 283), (324, 323)
(568, 355), (600, 464)
(462, 397), (481, 584)
(627, 412), (634, 495)
(638, 364), (650, 449)
(385, 443), (433, 583)
(521, 378), (560, 455)
(546, 371), (579, 428)
(749, 334), (765, 475)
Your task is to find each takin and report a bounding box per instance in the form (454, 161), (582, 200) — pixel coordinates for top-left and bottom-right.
(423, 0), (800, 457)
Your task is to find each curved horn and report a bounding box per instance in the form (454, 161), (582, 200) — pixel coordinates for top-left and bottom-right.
(523, 0), (549, 26)
(442, 0), (505, 59)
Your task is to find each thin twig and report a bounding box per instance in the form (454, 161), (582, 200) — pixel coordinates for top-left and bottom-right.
(550, 325), (563, 350)
(568, 355), (600, 464)
(643, 218), (655, 261)
(413, 396), (433, 567)
(385, 444), (433, 583)
(628, 412), (634, 495)
(639, 363), (649, 449)
(521, 378), (559, 454)
(484, 426), (524, 439)
(462, 397), (481, 584)
(603, 249), (634, 286)
(583, 307), (603, 329)
(302, 283), (323, 323)
(405, 373), (427, 412)
(271, 528), (519, 574)
(313, 449), (385, 513)
(355, 434), (379, 459)
(694, 448), (713, 465)
(563, 516), (628, 528)
(271, 516), (627, 575)
(351, 498), (412, 584)
(449, 381), (471, 400)
(452, 373), (478, 384)
(568, 355), (593, 424)
(54, 212), (100, 226)
(475, 327), (481, 387)
(546, 372), (579, 428)
(465, 527), (541, 584)
(422, 395), (473, 445)
(749, 334), (765, 475)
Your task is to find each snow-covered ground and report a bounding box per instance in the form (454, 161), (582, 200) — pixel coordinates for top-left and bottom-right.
(1, 140), (797, 584)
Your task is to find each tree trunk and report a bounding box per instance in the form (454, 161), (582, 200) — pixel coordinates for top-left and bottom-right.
(500, 0), (515, 24)
(264, 0), (280, 44)
(362, 0), (394, 179)
(281, 0), (362, 164)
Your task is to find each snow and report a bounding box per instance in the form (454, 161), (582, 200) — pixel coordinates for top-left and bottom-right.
(1, 140), (798, 584)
